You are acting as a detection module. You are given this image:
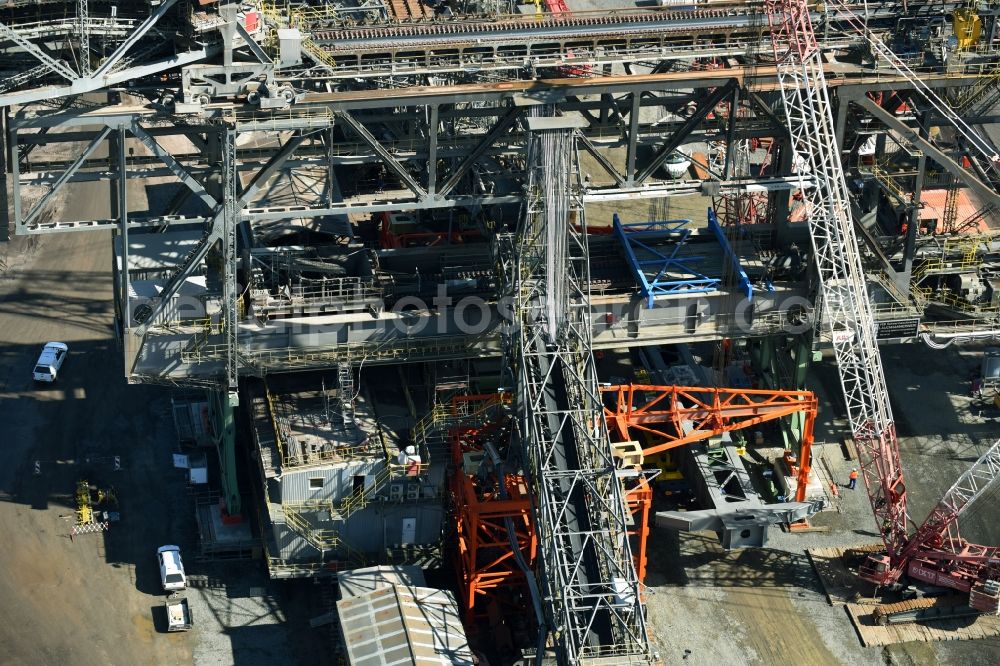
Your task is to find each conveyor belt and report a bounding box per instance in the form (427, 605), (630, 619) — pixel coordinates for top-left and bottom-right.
(314, 8), (757, 46)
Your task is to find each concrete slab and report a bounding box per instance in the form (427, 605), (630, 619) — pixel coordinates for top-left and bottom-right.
(197, 501), (254, 547)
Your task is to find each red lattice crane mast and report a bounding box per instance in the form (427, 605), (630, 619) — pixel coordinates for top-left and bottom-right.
(764, 0), (1000, 611)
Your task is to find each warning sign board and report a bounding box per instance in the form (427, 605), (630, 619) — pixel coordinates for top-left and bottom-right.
(876, 318), (921, 341)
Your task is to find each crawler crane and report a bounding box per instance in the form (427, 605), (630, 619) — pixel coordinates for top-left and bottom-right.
(765, 0), (1000, 613)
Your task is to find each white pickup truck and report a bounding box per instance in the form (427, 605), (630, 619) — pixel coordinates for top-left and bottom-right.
(33, 342), (68, 382)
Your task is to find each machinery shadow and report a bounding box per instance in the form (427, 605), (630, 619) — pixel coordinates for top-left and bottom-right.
(644, 530), (823, 593)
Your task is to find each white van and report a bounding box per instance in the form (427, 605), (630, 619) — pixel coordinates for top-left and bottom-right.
(157, 545), (187, 592)
(33, 342), (68, 382)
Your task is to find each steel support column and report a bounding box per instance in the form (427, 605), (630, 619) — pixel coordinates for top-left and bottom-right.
(625, 92), (641, 187)
(772, 138), (795, 244)
(427, 105), (439, 195)
(0, 110), (7, 241)
(900, 110), (929, 288)
(722, 85), (741, 180)
(7, 113), (20, 231)
(833, 92), (849, 151)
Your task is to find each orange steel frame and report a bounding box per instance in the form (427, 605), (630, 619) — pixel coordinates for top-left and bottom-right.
(602, 384), (818, 502)
(451, 457), (537, 624)
(449, 408), (653, 622)
(625, 478), (652, 582)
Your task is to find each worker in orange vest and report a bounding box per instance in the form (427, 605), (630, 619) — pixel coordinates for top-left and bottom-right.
(848, 468), (859, 490)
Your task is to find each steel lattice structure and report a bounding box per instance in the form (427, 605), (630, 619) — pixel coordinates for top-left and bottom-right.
(765, 0), (909, 568)
(510, 111), (650, 663)
(908, 437), (1000, 559)
(766, 0), (1000, 596)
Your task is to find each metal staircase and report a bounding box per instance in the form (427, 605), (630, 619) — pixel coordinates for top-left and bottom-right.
(950, 65), (1000, 115)
(410, 395), (507, 465)
(337, 363), (356, 429)
(336, 460), (394, 519)
(411, 404), (452, 466)
(867, 161), (913, 207)
(281, 501), (364, 564)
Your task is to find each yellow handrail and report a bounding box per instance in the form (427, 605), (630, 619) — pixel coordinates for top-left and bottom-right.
(282, 502), (365, 565)
(337, 459), (394, 518)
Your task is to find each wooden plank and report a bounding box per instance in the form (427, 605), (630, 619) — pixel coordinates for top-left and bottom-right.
(840, 435), (858, 461)
(844, 601), (1000, 647)
(690, 151), (709, 180)
(810, 545), (1000, 646)
(807, 546), (866, 606)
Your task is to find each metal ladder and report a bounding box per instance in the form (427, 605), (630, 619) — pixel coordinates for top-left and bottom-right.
(337, 362), (355, 429)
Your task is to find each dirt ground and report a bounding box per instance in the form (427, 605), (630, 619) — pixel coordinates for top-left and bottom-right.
(0, 151), (326, 664)
(0, 228), (196, 665)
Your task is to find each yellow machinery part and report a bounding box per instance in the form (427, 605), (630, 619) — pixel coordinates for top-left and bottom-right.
(75, 479), (94, 525)
(953, 8), (983, 50)
(76, 505), (93, 525)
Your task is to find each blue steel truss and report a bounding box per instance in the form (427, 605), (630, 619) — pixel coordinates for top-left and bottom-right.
(707, 208), (754, 302)
(613, 214), (720, 308)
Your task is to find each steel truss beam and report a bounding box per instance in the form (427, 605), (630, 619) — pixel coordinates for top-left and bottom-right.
(20, 125), (111, 227)
(851, 93), (1000, 208)
(765, 0), (909, 571)
(136, 130), (309, 327)
(93, 0), (179, 79)
(438, 106), (521, 198)
(335, 110), (426, 197)
(12, 64), (972, 236)
(602, 384), (817, 501)
(129, 123), (218, 211)
(0, 20), (76, 80)
(635, 81), (737, 184)
(124, 130), (310, 379)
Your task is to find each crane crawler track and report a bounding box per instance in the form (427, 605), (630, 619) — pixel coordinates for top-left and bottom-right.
(872, 596), (977, 625)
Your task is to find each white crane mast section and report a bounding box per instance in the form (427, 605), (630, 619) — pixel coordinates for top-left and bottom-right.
(909, 438), (1000, 553)
(764, 0), (909, 555)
